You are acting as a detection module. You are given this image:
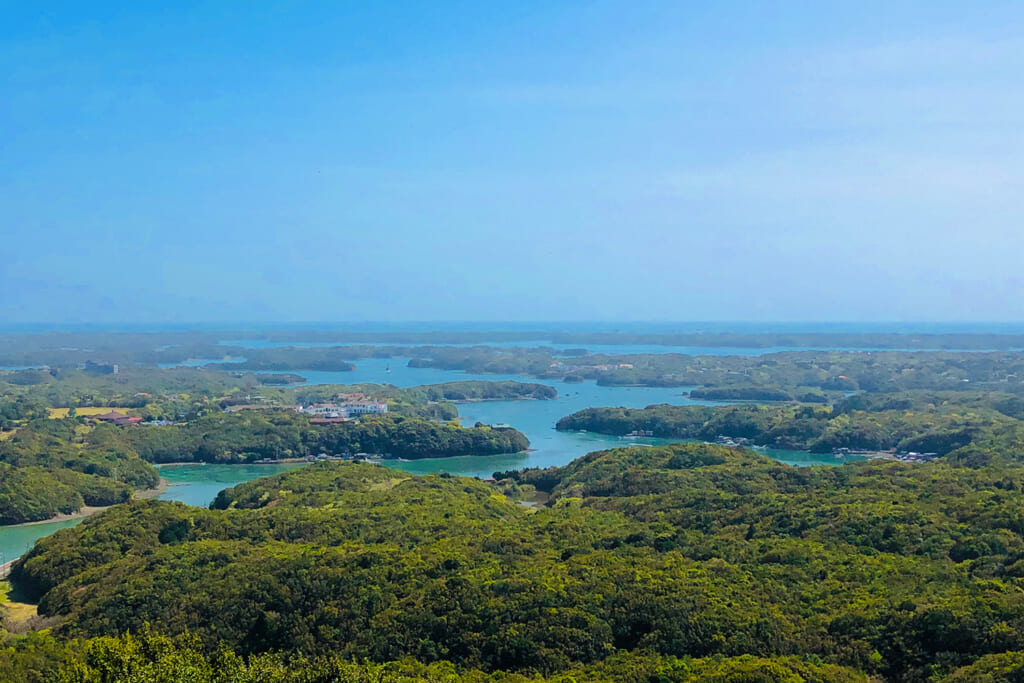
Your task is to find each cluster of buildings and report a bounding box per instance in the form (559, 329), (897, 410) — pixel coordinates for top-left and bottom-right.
(547, 361), (634, 373)
(297, 393), (388, 424)
(83, 410), (141, 426)
(831, 447), (939, 463)
(896, 451), (939, 463)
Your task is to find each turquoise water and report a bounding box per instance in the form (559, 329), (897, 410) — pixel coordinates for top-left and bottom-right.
(277, 356), (688, 391)
(158, 463), (307, 507)
(0, 466), (305, 562)
(272, 358), (852, 475)
(158, 357), (246, 369)
(0, 518), (85, 566)
(0, 353), (860, 561)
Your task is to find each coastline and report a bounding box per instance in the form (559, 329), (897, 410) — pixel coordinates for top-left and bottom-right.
(157, 459), (311, 467)
(451, 396), (548, 403)
(133, 477), (171, 499)
(5, 505), (110, 528)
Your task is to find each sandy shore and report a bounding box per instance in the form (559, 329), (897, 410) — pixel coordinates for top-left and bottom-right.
(7, 505), (109, 528)
(133, 477), (171, 499)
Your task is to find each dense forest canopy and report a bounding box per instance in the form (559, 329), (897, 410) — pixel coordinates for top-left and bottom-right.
(0, 412), (528, 524)
(0, 379), (543, 526)
(125, 412), (530, 463)
(0, 420), (158, 524)
(555, 396), (1024, 458)
(7, 335), (1024, 680)
(8, 444), (1024, 681)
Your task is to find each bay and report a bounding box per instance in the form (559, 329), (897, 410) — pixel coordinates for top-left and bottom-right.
(0, 519), (85, 567)
(157, 463), (307, 507)
(263, 358), (853, 476)
(0, 352), (860, 561)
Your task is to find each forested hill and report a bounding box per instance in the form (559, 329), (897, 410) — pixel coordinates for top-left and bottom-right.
(11, 444), (1024, 680)
(125, 413), (530, 462)
(0, 420), (159, 525)
(556, 395), (1024, 460)
(0, 412), (527, 525)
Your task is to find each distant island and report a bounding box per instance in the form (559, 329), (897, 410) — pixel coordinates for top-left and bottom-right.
(556, 391), (1024, 463)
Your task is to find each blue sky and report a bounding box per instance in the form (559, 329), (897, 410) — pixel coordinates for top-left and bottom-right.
(2, 1), (1022, 323)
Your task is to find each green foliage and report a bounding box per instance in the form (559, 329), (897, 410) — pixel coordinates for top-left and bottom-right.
(0, 465), (82, 524)
(126, 412), (529, 464)
(14, 445), (1024, 680)
(689, 385), (804, 402)
(0, 628), (869, 682)
(0, 420), (158, 525)
(943, 651), (1024, 681)
(557, 400), (1018, 455)
(0, 464), (133, 525)
(0, 421), (160, 491)
(49, 470), (131, 507)
(406, 347), (1024, 393)
(408, 381), (557, 402)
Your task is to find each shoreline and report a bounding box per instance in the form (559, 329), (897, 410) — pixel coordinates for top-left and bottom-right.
(133, 477), (171, 499)
(157, 459), (310, 467)
(0, 478), (171, 529)
(451, 396), (548, 403)
(556, 431), (905, 463)
(5, 505), (110, 528)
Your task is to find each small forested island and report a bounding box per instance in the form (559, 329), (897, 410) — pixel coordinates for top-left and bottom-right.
(556, 390), (1024, 459)
(253, 372), (308, 385)
(5, 443), (1024, 680)
(407, 346), (1024, 392)
(687, 385), (825, 402)
(128, 412), (529, 463)
(4, 328), (1024, 369)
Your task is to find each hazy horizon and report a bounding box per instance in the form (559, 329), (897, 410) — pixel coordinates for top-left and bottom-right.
(5, 320), (1024, 336)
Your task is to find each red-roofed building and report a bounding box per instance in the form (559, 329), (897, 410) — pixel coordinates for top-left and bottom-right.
(85, 411), (141, 426)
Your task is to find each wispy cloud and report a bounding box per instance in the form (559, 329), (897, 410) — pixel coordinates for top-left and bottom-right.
(663, 146), (1023, 203)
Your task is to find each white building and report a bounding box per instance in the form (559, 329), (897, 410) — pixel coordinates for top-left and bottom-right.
(299, 400), (387, 418)
(303, 403), (344, 418)
(339, 401), (388, 416)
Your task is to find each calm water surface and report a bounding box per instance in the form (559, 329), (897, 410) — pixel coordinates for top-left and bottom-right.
(0, 519), (84, 566)
(158, 463), (307, 507)
(0, 352), (860, 560)
(269, 358), (855, 474)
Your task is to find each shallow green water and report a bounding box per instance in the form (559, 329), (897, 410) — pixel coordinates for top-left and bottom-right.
(0, 518), (85, 567)
(158, 463), (307, 507)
